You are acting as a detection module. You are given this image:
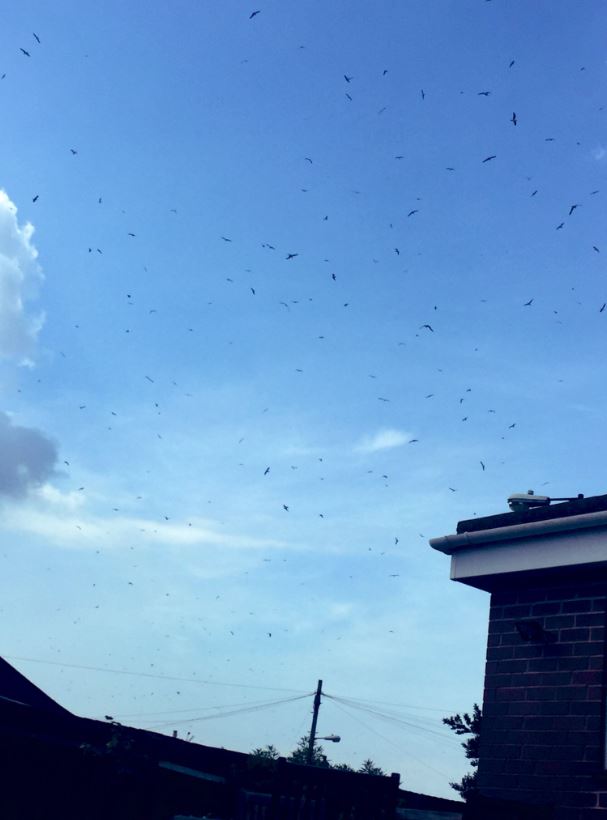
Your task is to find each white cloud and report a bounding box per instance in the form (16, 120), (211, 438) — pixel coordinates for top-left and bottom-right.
(592, 145), (606, 162)
(355, 428), (414, 453)
(0, 190), (44, 364)
(2, 489), (287, 553)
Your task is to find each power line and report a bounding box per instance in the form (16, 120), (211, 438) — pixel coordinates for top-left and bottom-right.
(324, 694), (458, 745)
(3, 654), (308, 694)
(329, 691), (457, 714)
(111, 694), (304, 720)
(144, 693), (313, 731)
(327, 697), (453, 781)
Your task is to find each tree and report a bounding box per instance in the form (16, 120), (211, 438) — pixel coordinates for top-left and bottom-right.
(250, 737), (386, 777)
(442, 703), (481, 800)
(358, 759), (385, 776)
(287, 734), (331, 767)
(250, 744), (280, 761)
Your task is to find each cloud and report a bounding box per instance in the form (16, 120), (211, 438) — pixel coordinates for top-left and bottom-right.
(2, 489), (287, 553)
(0, 190), (44, 364)
(355, 428), (413, 453)
(0, 412), (58, 498)
(592, 145), (606, 162)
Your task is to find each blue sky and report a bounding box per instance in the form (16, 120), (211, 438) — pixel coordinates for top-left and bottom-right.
(1, 0), (606, 798)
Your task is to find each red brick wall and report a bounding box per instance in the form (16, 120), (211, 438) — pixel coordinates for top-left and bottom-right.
(479, 578), (607, 819)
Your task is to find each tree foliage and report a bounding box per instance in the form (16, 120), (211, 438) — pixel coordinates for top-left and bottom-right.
(250, 744), (280, 761)
(442, 703), (481, 800)
(250, 737), (385, 776)
(358, 758), (385, 776)
(287, 735), (331, 767)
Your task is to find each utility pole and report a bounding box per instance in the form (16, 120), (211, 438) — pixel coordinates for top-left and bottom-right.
(307, 679), (323, 765)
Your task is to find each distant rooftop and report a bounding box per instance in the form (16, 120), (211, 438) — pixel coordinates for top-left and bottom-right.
(457, 492), (607, 535)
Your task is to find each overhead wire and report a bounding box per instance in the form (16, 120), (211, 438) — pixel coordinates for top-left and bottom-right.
(324, 693), (459, 746)
(3, 654), (309, 694)
(144, 692), (313, 730)
(325, 696), (453, 780)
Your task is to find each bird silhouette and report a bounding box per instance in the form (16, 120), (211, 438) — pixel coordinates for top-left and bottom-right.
(249, 10), (261, 18)
(511, 112), (517, 126)
(420, 324), (434, 332)
(482, 155), (496, 163)
(20, 48), (30, 57)
(33, 32), (41, 44)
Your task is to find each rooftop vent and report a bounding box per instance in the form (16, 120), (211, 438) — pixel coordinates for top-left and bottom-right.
(508, 490), (585, 512)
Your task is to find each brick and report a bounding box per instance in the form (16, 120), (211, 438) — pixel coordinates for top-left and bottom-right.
(526, 686), (558, 701)
(563, 600), (593, 614)
(529, 657), (559, 672)
(575, 613), (606, 627)
(556, 686), (588, 701)
(572, 670), (603, 685)
(545, 615), (576, 629)
(504, 604), (533, 618)
(533, 602), (562, 615)
(560, 628), (591, 642)
(496, 686), (527, 701)
(559, 656), (590, 671)
(487, 646), (514, 660)
(573, 642), (604, 656)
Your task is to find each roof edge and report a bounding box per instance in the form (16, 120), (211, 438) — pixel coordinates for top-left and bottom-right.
(430, 508), (607, 555)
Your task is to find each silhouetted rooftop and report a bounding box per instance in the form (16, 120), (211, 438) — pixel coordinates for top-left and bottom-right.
(457, 493), (607, 535)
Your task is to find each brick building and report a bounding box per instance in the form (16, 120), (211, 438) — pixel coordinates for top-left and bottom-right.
(431, 492), (607, 820)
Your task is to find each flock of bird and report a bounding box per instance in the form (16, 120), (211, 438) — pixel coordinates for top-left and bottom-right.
(2, 6), (606, 750)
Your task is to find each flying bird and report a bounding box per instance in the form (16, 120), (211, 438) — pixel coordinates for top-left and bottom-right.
(344, 74), (352, 82)
(407, 209), (419, 217)
(70, 148), (78, 155)
(249, 10), (261, 18)
(420, 324), (434, 332)
(282, 504), (289, 512)
(32, 195), (39, 202)
(420, 89), (425, 99)
(511, 112), (517, 125)
(556, 222), (564, 230)
(524, 298), (533, 306)
(482, 155), (496, 163)
(480, 461), (486, 471)
(568, 204), (580, 216)
(33, 32), (41, 43)
(593, 246), (600, 253)
(286, 253), (298, 260)
(20, 48), (30, 57)
(221, 236), (232, 242)
(477, 91), (491, 96)
(600, 303), (606, 313)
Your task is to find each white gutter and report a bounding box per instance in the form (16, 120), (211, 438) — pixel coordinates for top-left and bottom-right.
(429, 509), (607, 555)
